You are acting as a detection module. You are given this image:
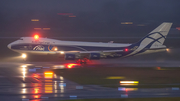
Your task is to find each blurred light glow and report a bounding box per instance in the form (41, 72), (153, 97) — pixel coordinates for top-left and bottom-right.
(120, 81), (139, 84)
(22, 95), (26, 99)
(34, 35), (39, 40)
(31, 19), (39, 21)
(45, 83), (53, 93)
(45, 80), (52, 82)
(166, 48), (170, 52)
(21, 65), (27, 68)
(43, 28), (50, 30)
(60, 76), (64, 80)
(106, 76), (125, 79)
(176, 27), (180, 30)
(53, 47), (58, 51)
(118, 87), (138, 91)
(54, 74), (57, 78)
(53, 65), (65, 69)
(34, 28), (41, 30)
(34, 88), (39, 94)
(22, 67), (26, 72)
(121, 22), (133, 24)
(22, 54), (27, 59)
(120, 83), (138, 86)
(125, 48), (128, 52)
(59, 83), (66, 87)
(44, 72), (54, 79)
(34, 95), (40, 99)
(22, 88), (26, 94)
(22, 83), (26, 87)
(33, 74), (40, 78)
(157, 67), (161, 70)
(67, 63), (77, 69)
(22, 71), (26, 80)
(60, 51), (64, 54)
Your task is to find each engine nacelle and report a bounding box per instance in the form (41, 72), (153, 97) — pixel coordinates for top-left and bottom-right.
(64, 54), (76, 60)
(89, 53), (100, 60)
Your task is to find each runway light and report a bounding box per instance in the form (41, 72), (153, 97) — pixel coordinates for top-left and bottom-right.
(43, 28), (50, 30)
(44, 72), (54, 79)
(31, 19), (39, 21)
(22, 54), (27, 59)
(34, 95), (40, 99)
(166, 48), (170, 52)
(22, 68), (26, 72)
(120, 81), (139, 86)
(34, 88), (39, 94)
(118, 87), (138, 91)
(60, 76), (64, 80)
(106, 76), (125, 79)
(120, 81), (139, 84)
(22, 88), (26, 94)
(120, 83), (138, 86)
(34, 34), (39, 40)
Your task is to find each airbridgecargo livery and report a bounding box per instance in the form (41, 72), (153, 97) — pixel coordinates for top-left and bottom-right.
(8, 22), (172, 64)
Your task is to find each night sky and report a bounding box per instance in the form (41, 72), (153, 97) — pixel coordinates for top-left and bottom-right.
(0, 0), (180, 37)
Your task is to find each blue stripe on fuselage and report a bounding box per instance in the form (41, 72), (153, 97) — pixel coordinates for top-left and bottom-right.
(11, 44), (126, 51)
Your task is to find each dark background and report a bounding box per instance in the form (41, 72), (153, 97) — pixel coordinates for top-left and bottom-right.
(0, 0), (180, 62)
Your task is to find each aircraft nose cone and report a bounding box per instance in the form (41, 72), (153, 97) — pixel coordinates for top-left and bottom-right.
(7, 44), (11, 49)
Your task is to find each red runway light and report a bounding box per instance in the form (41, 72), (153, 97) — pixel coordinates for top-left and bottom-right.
(34, 34), (39, 40)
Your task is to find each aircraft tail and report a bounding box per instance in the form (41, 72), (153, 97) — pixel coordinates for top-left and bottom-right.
(135, 22), (172, 49)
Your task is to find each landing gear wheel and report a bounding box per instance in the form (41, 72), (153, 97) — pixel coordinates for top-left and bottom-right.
(76, 58), (90, 64)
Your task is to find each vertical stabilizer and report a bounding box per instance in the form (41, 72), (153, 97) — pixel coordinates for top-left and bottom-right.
(137, 22), (172, 48)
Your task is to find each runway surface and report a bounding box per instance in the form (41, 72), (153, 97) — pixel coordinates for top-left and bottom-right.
(0, 61), (180, 101)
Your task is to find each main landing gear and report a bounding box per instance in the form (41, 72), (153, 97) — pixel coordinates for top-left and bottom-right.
(76, 58), (91, 64)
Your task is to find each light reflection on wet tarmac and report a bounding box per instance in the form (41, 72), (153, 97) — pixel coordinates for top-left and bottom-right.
(1, 62), (180, 101)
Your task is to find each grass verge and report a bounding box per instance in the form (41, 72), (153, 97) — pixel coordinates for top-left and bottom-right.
(54, 66), (180, 88)
(62, 97), (180, 101)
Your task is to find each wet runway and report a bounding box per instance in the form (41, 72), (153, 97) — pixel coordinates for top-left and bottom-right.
(0, 61), (180, 101)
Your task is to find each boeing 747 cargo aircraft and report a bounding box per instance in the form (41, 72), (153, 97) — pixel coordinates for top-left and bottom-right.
(7, 22), (172, 64)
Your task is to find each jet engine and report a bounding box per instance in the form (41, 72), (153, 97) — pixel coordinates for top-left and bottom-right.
(89, 53), (100, 60)
(64, 54), (76, 60)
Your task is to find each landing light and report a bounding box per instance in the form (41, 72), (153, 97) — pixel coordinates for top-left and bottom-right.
(22, 54), (27, 59)
(60, 51), (64, 54)
(54, 47), (58, 51)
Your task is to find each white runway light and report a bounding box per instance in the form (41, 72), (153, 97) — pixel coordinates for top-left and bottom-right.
(22, 54), (27, 59)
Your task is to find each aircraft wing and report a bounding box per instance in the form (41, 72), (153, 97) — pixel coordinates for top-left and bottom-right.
(79, 50), (124, 53)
